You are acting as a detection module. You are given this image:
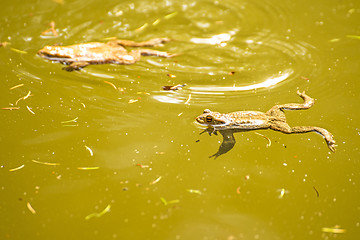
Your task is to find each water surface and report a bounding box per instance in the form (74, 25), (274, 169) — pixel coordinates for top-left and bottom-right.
(1, 0), (359, 239)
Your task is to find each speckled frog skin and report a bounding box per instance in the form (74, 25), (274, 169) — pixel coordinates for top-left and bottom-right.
(196, 91), (336, 158)
(38, 38), (175, 71)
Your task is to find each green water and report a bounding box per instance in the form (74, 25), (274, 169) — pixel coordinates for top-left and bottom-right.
(1, 0), (359, 239)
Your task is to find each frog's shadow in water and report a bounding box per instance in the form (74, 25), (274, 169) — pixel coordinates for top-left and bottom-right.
(200, 128), (239, 159)
(196, 91), (336, 159)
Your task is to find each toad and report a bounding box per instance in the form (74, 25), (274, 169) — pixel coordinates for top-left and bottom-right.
(196, 91), (336, 158)
(37, 38), (175, 71)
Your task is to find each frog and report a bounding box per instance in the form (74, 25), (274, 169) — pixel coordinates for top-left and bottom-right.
(37, 38), (175, 71)
(195, 90), (336, 158)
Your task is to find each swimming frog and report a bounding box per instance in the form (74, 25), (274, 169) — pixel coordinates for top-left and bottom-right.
(37, 38), (175, 71)
(196, 91), (336, 158)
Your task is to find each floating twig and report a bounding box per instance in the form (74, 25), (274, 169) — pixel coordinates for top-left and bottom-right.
(85, 204), (111, 220)
(15, 91), (32, 105)
(32, 160), (60, 166)
(9, 164), (25, 172)
(104, 80), (118, 90)
(2, 107), (20, 110)
(26, 106), (35, 115)
(61, 117), (78, 124)
(77, 167), (100, 170)
(313, 186), (319, 197)
(27, 202), (36, 214)
(10, 48), (27, 54)
(160, 197), (179, 206)
(164, 12), (178, 19)
(85, 145), (93, 156)
(254, 132), (271, 147)
(186, 189), (202, 195)
(322, 226), (346, 234)
(135, 23), (148, 32)
(184, 94), (191, 105)
(150, 176), (162, 185)
(10, 84), (24, 90)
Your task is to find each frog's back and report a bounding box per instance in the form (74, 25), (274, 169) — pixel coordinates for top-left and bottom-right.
(226, 110), (270, 129)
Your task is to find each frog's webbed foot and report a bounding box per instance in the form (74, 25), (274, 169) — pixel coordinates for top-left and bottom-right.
(63, 62), (89, 71)
(209, 130), (236, 159)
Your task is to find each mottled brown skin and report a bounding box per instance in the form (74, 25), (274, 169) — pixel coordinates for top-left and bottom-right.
(37, 38), (175, 71)
(196, 91), (336, 158)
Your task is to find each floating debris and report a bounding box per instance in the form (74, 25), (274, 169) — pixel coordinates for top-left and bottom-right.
(135, 23), (148, 32)
(136, 163), (150, 168)
(9, 84), (24, 90)
(254, 132), (272, 147)
(184, 94), (191, 105)
(160, 197), (179, 206)
(27, 202), (36, 214)
(162, 84), (186, 91)
(186, 189), (202, 195)
(346, 35), (360, 40)
(85, 204), (111, 220)
(150, 176), (162, 185)
(236, 187), (241, 194)
(32, 160), (60, 166)
(313, 186), (320, 197)
(15, 91), (32, 105)
(152, 19), (161, 26)
(128, 99), (138, 104)
(166, 73), (176, 78)
(322, 226), (346, 234)
(77, 167), (100, 170)
(0, 42), (9, 47)
(26, 106), (35, 115)
(10, 47), (27, 54)
(2, 107), (20, 110)
(104, 80), (118, 90)
(9, 164), (25, 172)
(85, 145), (94, 156)
(329, 38), (340, 43)
(228, 71), (236, 75)
(164, 12), (178, 20)
(61, 117), (78, 124)
(41, 21), (58, 36)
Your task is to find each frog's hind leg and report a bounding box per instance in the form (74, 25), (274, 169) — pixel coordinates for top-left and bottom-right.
(266, 91), (315, 119)
(270, 121), (336, 152)
(108, 38), (171, 47)
(133, 49), (176, 58)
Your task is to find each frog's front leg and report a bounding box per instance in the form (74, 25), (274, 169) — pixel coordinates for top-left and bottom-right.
(270, 121), (336, 152)
(200, 126), (218, 136)
(63, 62), (89, 71)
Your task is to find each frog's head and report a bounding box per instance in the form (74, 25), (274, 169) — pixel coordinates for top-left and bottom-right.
(195, 109), (230, 127)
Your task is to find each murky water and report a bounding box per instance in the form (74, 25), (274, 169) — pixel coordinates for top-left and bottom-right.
(1, 0), (359, 239)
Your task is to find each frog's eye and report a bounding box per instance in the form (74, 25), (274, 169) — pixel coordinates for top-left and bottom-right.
(203, 109), (211, 114)
(205, 115), (213, 122)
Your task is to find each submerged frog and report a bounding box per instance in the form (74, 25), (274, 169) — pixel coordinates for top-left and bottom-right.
(196, 91), (336, 158)
(37, 38), (175, 71)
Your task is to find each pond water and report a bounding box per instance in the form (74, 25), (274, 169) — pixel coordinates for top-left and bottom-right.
(1, 0), (359, 239)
